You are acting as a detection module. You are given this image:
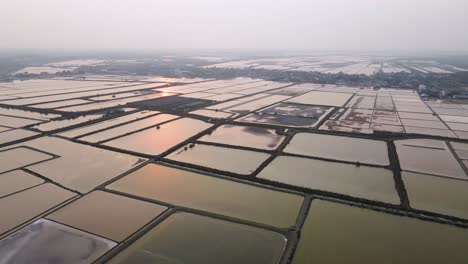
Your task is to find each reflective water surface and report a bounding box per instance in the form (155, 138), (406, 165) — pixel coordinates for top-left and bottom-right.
(400, 119), (447, 129)
(167, 143), (270, 175)
(0, 115), (42, 128)
(287, 91), (353, 107)
(284, 133), (389, 165)
(0, 170), (44, 198)
(395, 139), (466, 179)
(198, 124), (285, 150)
(33, 114), (105, 132)
(24, 137), (145, 193)
(397, 112), (439, 121)
(0, 129), (38, 146)
(450, 141), (468, 150)
(257, 156), (399, 204)
(0, 107), (60, 121)
(293, 200), (468, 264)
(189, 109), (235, 119)
(104, 118), (212, 155)
(404, 126), (456, 137)
(0, 147), (53, 174)
(58, 111), (158, 138)
(32, 99), (91, 109)
(446, 122), (468, 131)
(0, 183), (76, 235)
(107, 163), (303, 228)
(395, 105), (433, 113)
(260, 103), (334, 120)
(239, 113), (325, 128)
(403, 171), (468, 220)
(48, 191), (167, 241)
(108, 212), (286, 264)
(79, 114), (178, 143)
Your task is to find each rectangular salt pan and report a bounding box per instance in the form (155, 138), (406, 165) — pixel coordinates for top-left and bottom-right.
(0, 147), (53, 174)
(167, 143), (270, 175)
(107, 163), (303, 228)
(198, 125), (285, 150)
(107, 212), (286, 264)
(284, 133), (389, 166)
(0, 183), (76, 235)
(293, 200), (468, 264)
(0, 219), (115, 264)
(23, 137), (145, 193)
(257, 156), (399, 204)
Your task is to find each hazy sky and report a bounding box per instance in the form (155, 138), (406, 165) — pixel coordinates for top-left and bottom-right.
(2, 0), (467, 51)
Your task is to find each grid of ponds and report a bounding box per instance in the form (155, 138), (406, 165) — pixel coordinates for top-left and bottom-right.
(1, 78), (468, 264)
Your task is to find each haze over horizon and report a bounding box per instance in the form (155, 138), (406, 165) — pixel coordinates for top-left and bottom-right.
(1, 0), (468, 52)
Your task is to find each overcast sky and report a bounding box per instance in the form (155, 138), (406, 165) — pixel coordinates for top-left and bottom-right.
(1, 0), (467, 51)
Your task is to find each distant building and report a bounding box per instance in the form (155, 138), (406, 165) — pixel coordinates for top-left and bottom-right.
(439, 90), (447, 98)
(453, 92), (468, 99)
(418, 84), (427, 93)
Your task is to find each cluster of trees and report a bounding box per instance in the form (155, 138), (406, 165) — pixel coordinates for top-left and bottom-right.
(87, 60), (463, 90)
